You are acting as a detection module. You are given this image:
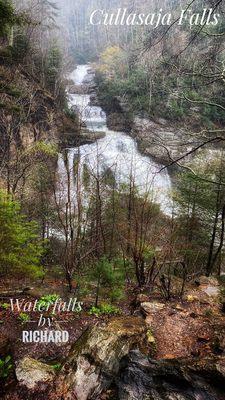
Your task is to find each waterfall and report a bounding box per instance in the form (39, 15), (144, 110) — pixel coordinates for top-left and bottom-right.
(58, 64), (172, 215)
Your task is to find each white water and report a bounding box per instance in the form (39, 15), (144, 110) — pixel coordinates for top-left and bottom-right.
(58, 65), (172, 213)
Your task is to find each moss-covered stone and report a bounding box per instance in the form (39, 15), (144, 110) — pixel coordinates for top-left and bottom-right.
(51, 316), (147, 400)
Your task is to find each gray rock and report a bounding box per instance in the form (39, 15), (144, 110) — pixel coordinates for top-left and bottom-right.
(198, 276), (219, 287)
(107, 112), (131, 132)
(141, 302), (165, 316)
(216, 357), (225, 378)
(16, 357), (55, 390)
(131, 117), (193, 166)
(116, 350), (225, 400)
(51, 316), (147, 400)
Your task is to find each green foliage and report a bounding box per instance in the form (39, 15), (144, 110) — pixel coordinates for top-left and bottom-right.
(0, 355), (13, 379)
(18, 312), (30, 324)
(45, 43), (62, 94)
(109, 287), (124, 303)
(96, 24), (225, 126)
(167, 99), (185, 120)
(51, 362), (62, 371)
(173, 157), (225, 273)
(27, 141), (58, 158)
(0, 191), (44, 277)
(220, 287), (225, 298)
(89, 304), (121, 317)
(64, 105), (78, 123)
(0, 0), (17, 38)
(90, 257), (125, 306)
(11, 32), (30, 62)
(0, 303), (10, 310)
(146, 329), (157, 354)
(36, 294), (60, 311)
(218, 275), (225, 285)
(0, 82), (22, 98)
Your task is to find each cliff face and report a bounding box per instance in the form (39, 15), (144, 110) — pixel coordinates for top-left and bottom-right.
(0, 54), (83, 196)
(0, 63), (65, 152)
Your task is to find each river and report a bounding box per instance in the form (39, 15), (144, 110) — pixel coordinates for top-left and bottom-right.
(58, 64), (172, 214)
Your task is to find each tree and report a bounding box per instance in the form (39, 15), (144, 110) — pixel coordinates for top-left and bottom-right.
(90, 257), (125, 307)
(45, 42), (64, 102)
(174, 154), (225, 276)
(0, 0), (17, 39)
(0, 191), (43, 277)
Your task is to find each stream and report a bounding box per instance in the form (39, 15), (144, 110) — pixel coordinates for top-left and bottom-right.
(58, 64), (172, 216)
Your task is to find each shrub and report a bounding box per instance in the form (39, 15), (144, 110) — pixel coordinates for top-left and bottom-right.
(0, 303), (10, 310)
(0, 191), (44, 278)
(18, 312), (30, 324)
(89, 304), (121, 317)
(90, 257), (125, 307)
(36, 294), (60, 311)
(0, 355), (13, 378)
(109, 288), (124, 302)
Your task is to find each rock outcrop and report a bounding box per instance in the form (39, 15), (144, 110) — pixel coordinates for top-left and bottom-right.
(131, 117), (224, 172)
(15, 357), (55, 390)
(60, 128), (105, 147)
(115, 350), (225, 400)
(50, 316), (147, 400)
(131, 117), (192, 167)
(106, 112), (132, 132)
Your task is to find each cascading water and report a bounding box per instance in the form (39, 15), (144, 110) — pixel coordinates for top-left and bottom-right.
(58, 65), (172, 215)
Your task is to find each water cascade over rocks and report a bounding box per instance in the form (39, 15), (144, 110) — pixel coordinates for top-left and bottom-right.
(57, 65), (172, 220)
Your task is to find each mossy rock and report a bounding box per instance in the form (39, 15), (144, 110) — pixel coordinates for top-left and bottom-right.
(51, 316), (147, 400)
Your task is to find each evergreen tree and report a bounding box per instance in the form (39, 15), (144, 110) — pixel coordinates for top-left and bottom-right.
(0, 191), (43, 277)
(0, 0), (15, 38)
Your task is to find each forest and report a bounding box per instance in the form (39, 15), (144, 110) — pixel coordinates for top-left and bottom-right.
(0, 1), (225, 399)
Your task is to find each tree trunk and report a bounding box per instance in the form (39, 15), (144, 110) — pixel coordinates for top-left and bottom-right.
(206, 188), (220, 276)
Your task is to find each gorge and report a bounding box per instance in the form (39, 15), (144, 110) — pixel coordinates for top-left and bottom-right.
(58, 64), (172, 219)
(0, 1), (225, 399)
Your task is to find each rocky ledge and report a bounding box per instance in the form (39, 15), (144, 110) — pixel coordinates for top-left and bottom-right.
(131, 117), (225, 172)
(50, 316), (147, 400)
(131, 117), (193, 168)
(115, 349), (225, 400)
(60, 128), (105, 148)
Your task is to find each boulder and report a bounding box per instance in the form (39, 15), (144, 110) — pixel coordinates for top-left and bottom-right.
(107, 112), (131, 132)
(50, 316), (147, 400)
(16, 357), (55, 390)
(89, 94), (99, 106)
(131, 117), (188, 165)
(60, 129), (105, 148)
(115, 350), (225, 400)
(198, 276), (219, 286)
(216, 357), (225, 378)
(198, 276), (220, 298)
(135, 294), (149, 304)
(131, 294), (149, 310)
(141, 302), (165, 316)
